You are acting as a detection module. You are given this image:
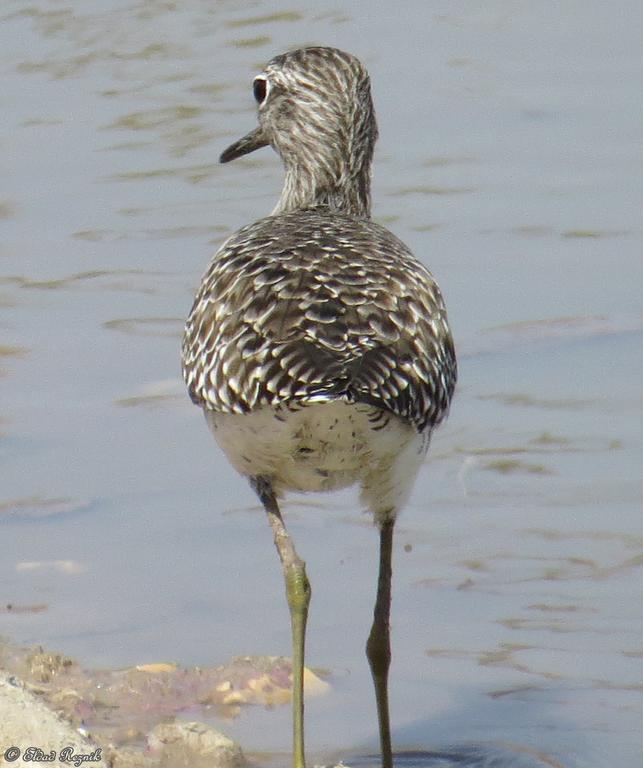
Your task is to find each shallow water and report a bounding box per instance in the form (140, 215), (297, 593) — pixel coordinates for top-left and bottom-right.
(2, 1), (642, 766)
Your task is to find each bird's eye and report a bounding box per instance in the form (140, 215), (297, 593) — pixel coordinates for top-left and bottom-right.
(253, 77), (268, 104)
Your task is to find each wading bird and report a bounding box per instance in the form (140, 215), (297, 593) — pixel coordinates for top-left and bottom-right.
(182, 46), (456, 768)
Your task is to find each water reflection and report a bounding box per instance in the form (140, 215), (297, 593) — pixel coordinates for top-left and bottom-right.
(349, 747), (565, 768)
(0, 496), (91, 523)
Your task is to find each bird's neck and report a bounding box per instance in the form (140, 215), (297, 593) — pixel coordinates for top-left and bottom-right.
(273, 151), (373, 218)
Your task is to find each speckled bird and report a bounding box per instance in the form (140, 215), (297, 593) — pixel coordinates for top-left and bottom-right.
(182, 46), (456, 768)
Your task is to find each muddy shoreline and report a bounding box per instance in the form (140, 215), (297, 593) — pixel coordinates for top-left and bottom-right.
(0, 636), (328, 767)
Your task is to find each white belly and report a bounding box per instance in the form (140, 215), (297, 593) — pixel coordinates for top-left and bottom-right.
(205, 401), (429, 519)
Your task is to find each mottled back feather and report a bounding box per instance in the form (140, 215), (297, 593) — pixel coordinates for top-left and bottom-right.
(183, 208), (456, 432)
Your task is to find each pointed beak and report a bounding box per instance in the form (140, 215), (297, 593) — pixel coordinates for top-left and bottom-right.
(219, 126), (269, 163)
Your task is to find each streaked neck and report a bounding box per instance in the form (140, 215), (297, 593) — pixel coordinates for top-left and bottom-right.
(273, 163), (372, 217)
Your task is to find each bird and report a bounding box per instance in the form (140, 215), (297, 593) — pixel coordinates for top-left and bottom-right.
(182, 46), (456, 768)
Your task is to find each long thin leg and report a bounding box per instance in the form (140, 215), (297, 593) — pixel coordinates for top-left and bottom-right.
(366, 518), (394, 768)
(251, 476), (311, 768)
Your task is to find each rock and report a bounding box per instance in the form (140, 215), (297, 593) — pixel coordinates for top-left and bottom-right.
(147, 721), (246, 768)
(0, 672), (99, 757)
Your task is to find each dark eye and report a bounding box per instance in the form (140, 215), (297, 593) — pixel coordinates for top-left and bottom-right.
(253, 77), (267, 104)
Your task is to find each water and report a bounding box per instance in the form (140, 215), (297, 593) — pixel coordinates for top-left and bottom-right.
(2, 1), (642, 766)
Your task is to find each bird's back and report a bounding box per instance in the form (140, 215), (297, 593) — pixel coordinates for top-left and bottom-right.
(182, 207), (456, 435)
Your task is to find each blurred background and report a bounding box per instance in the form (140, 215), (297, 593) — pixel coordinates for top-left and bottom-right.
(1, 1), (642, 765)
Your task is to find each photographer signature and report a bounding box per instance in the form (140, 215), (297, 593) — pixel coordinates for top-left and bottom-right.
(3, 746), (102, 765)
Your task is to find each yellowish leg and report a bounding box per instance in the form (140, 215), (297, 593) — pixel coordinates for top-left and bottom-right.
(252, 477), (311, 768)
(366, 519), (394, 768)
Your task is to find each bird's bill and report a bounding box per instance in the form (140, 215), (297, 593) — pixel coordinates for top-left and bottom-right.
(219, 126), (269, 163)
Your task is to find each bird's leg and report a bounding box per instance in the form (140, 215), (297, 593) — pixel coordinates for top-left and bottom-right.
(366, 517), (394, 768)
(251, 476), (311, 768)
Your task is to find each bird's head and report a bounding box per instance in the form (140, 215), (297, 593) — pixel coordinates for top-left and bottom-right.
(220, 46), (378, 216)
